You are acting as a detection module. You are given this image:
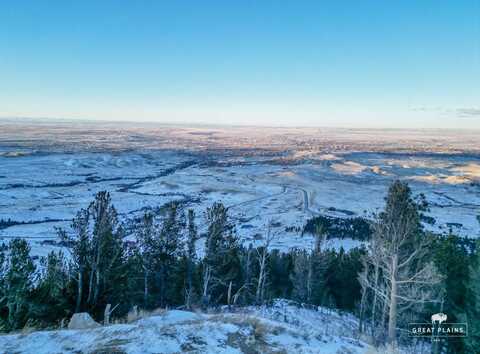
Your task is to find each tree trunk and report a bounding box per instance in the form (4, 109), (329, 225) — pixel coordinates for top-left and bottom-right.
(244, 248), (251, 304)
(380, 295), (388, 339)
(358, 284), (367, 333)
(371, 262), (379, 336)
(159, 265), (165, 307)
(90, 242), (102, 305)
(93, 269), (100, 306)
(202, 265), (211, 308)
(104, 303), (111, 325)
(186, 259), (193, 309)
(256, 250), (266, 304)
(87, 265), (95, 304)
(76, 269), (83, 313)
(227, 281), (232, 308)
(387, 254), (398, 344)
(144, 269), (148, 307)
(307, 254), (313, 303)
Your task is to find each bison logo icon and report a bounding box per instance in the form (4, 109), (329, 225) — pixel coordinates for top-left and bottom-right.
(431, 313), (447, 325)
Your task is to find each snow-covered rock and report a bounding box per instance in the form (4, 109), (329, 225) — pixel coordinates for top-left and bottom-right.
(67, 312), (100, 330)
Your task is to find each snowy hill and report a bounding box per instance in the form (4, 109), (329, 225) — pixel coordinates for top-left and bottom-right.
(0, 300), (377, 354)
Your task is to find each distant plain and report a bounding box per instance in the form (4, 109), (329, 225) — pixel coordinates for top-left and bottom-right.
(1, 119), (479, 257)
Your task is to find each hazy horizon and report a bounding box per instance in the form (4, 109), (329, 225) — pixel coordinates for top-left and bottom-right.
(3, 115), (480, 132)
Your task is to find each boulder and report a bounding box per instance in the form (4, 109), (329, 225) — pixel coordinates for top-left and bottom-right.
(68, 312), (101, 330)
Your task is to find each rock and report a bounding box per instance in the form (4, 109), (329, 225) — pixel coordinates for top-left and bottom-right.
(68, 312), (101, 330)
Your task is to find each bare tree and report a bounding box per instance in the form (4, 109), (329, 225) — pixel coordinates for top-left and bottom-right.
(255, 221), (276, 304)
(359, 181), (442, 345)
(358, 257), (369, 334)
(358, 224), (386, 339)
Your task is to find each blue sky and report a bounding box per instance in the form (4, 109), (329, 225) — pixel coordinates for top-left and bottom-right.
(1, 1), (479, 128)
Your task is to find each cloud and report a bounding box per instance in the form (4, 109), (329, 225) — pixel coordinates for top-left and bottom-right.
(410, 106), (444, 112)
(410, 106), (480, 118)
(456, 108), (480, 118)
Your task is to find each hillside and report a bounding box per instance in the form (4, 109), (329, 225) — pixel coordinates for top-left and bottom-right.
(0, 300), (380, 354)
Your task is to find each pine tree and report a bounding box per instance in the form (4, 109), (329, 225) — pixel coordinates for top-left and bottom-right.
(1, 239), (36, 331)
(428, 233), (470, 353)
(62, 207), (90, 313)
(268, 249), (293, 300)
(87, 191), (124, 311)
(32, 251), (71, 326)
(327, 248), (363, 311)
(155, 202), (184, 307)
(464, 239), (480, 352)
(59, 191), (125, 317)
(134, 203), (186, 309)
(309, 224), (330, 306)
(135, 212), (156, 308)
(202, 202), (242, 306)
(0, 243), (7, 330)
(290, 250), (310, 303)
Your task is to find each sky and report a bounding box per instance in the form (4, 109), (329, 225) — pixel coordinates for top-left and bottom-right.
(1, 1), (479, 129)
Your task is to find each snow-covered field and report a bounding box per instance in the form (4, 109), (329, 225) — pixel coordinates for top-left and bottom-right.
(0, 299), (421, 354)
(1, 121), (479, 257)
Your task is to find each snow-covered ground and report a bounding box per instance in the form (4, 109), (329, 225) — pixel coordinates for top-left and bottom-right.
(0, 299), (419, 354)
(1, 123), (479, 257)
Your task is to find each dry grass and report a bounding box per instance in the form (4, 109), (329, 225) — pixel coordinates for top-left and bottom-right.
(210, 313), (288, 345)
(124, 306), (167, 324)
